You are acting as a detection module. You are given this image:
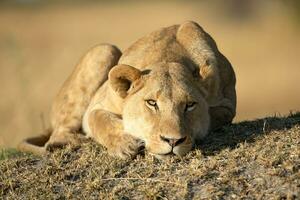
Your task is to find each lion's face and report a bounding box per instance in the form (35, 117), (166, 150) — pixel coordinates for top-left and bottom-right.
(113, 62), (210, 158)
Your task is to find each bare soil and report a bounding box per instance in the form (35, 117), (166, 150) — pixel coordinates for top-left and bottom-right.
(1, 113), (299, 199)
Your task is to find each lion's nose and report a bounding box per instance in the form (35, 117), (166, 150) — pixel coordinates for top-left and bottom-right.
(160, 135), (187, 147)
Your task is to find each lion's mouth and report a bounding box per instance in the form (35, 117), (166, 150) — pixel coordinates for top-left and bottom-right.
(148, 150), (175, 157)
(150, 151), (177, 159)
(151, 150), (177, 159)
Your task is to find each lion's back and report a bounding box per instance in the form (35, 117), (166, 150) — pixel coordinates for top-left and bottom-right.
(119, 24), (191, 69)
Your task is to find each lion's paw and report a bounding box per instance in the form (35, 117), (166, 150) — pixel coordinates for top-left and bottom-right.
(107, 134), (144, 159)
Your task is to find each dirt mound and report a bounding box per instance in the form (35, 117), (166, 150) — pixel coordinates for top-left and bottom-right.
(1, 113), (299, 199)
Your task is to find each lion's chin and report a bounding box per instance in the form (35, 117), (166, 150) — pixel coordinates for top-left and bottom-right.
(145, 141), (193, 159)
(149, 148), (191, 160)
(149, 152), (175, 160)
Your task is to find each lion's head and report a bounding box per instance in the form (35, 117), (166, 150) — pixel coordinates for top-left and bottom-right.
(109, 62), (212, 158)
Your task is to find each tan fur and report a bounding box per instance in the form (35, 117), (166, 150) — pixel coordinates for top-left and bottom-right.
(18, 21), (236, 159)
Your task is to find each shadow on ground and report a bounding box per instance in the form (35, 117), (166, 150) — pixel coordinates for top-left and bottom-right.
(198, 112), (300, 155)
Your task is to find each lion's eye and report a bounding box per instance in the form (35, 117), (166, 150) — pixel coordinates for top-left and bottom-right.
(185, 102), (197, 112)
(146, 99), (158, 108)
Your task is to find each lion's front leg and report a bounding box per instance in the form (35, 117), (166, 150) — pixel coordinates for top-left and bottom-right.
(209, 98), (235, 131)
(86, 109), (144, 159)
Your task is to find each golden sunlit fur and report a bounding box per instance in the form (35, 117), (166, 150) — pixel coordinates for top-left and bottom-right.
(18, 21), (236, 159)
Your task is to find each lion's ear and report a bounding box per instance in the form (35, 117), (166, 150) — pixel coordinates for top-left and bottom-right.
(109, 64), (142, 98)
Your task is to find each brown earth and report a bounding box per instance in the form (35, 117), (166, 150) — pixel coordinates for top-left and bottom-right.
(0, 1), (300, 148)
(0, 112), (299, 199)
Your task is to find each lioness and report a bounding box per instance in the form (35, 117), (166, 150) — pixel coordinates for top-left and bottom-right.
(19, 21), (236, 159)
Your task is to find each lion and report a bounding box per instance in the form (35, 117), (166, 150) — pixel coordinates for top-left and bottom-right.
(18, 21), (236, 159)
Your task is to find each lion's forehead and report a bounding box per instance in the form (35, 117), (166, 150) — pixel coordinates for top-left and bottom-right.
(143, 69), (200, 102)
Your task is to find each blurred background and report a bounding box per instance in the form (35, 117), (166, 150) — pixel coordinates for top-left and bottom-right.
(0, 0), (299, 147)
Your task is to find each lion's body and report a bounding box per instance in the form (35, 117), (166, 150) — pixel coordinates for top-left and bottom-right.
(19, 21), (236, 158)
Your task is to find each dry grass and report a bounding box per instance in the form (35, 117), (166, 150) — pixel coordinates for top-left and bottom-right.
(1, 113), (299, 199)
